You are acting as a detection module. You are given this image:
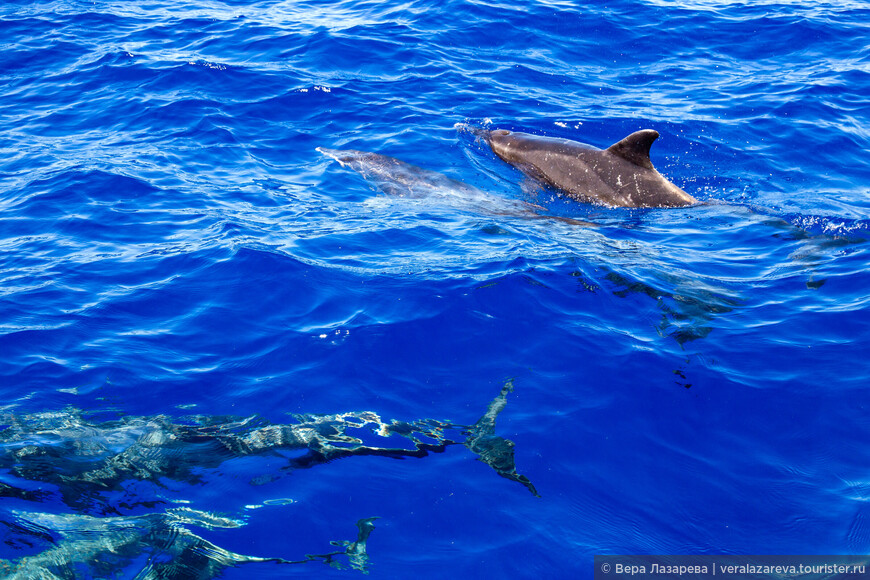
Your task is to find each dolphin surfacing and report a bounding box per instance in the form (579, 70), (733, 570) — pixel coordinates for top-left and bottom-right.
(482, 128), (697, 208)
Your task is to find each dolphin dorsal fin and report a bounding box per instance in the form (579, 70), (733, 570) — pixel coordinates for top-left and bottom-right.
(606, 130), (659, 170)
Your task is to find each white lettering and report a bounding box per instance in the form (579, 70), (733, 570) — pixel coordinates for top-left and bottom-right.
(615, 564), (646, 575)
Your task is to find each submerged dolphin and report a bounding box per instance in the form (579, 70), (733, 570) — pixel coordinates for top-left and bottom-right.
(317, 147), (496, 203)
(480, 128), (697, 208)
(318, 146), (592, 226)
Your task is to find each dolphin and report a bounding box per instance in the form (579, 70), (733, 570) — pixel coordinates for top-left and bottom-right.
(0, 385), (537, 499)
(318, 146), (593, 226)
(317, 147), (497, 204)
(0, 509), (380, 578)
(480, 128), (697, 208)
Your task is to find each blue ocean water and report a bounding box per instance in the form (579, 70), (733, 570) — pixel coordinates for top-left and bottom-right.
(2, 0), (870, 577)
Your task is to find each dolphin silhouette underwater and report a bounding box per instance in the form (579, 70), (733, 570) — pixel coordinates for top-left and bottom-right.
(318, 146), (594, 225)
(479, 128), (698, 208)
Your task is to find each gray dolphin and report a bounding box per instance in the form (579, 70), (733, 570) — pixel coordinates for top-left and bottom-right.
(318, 146), (593, 226)
(481, 128), (697, 208)
(317, 147), (496, 204)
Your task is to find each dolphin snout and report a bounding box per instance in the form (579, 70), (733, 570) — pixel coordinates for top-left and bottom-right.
(487, 129), (517, 162)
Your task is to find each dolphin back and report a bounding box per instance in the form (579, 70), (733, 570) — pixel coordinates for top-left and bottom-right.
(482, 128), (697, 208)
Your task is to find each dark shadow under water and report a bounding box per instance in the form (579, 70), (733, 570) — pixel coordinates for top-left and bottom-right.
(0, 381), (534, 577)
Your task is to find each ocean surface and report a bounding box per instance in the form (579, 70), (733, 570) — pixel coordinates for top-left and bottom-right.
(2, 0), (870, 577)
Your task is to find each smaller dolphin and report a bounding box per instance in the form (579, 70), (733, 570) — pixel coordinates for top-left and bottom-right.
(317, 147), (491, 202)
(317, 146), (593, 225)
(480, 128), (697, 208)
